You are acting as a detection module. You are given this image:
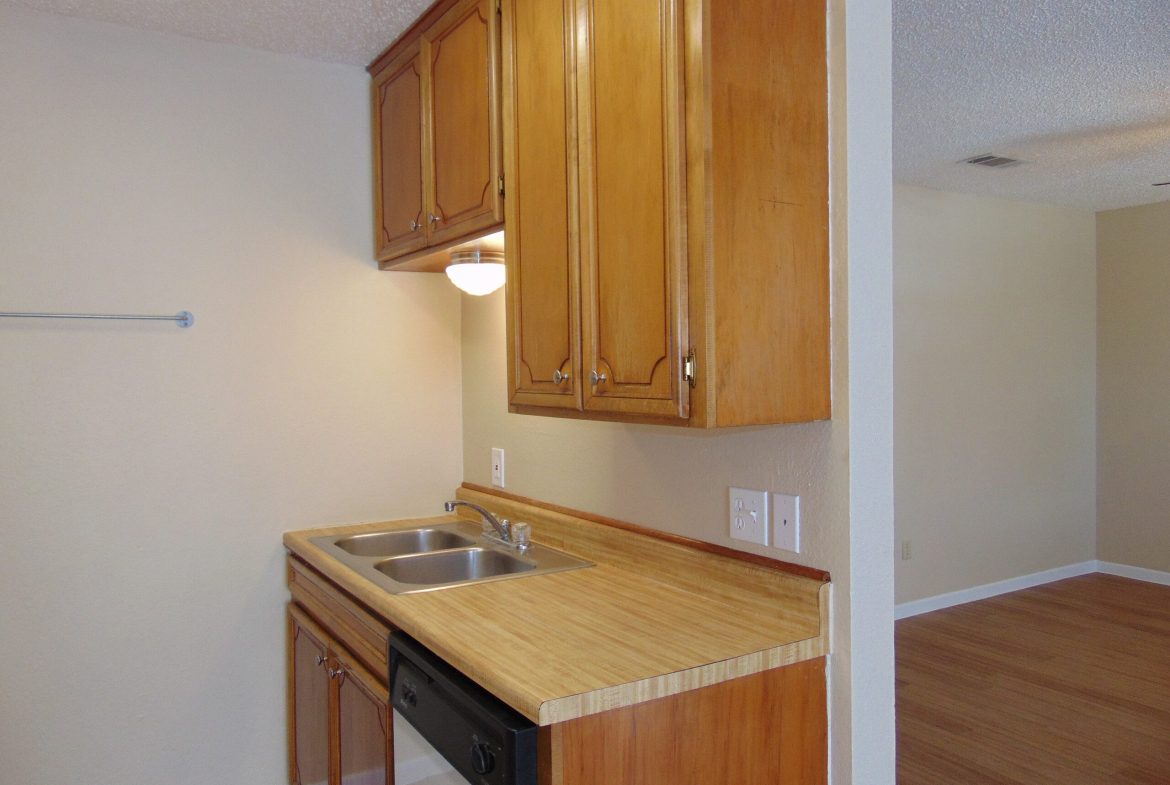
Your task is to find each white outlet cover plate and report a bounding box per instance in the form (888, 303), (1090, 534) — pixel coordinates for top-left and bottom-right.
(491, 447), (505, 488)
(772, 493), (800, 553)
(729, 487), (769, 546)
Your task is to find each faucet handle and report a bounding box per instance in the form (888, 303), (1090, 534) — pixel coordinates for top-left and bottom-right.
(511, 522), (531, 550)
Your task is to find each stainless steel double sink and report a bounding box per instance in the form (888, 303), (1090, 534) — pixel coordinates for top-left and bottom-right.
(310, 520), (591, 594)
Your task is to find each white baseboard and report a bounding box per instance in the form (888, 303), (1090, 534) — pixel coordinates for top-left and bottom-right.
(895, 561), (1098, 620)
(1097, 560), (1170, 586)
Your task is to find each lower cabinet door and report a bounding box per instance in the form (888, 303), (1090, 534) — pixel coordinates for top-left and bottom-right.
(289, 608), (331, 785)
(336, 652), (394, 785)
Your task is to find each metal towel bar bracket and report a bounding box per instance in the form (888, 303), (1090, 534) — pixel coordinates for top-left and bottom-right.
(0, 310), (194, 328)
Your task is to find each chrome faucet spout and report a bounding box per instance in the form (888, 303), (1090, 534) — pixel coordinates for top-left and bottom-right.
(443, 500), (511, 542)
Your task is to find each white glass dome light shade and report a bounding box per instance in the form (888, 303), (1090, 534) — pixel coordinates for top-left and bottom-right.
(444, 249), (506, 296)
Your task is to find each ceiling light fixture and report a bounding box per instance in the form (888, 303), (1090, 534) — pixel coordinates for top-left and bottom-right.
(445, 249), (506, 296)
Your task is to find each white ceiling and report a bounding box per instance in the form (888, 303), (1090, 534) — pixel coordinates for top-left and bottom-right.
(895, 0), (1170, 212)
(7, 0), (432, 66)
(11, 0), (1169, 212)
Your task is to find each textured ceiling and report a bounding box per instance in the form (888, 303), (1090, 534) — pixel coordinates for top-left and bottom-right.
(895, 0), (1170, 211)
(8, 0), (433, 65)
(12, 0), (1169, 211)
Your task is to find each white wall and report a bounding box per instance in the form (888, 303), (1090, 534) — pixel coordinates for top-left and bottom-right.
(894, 185), (1097, 603)
(460, 1), (895, 780)
(0, 7), (462, 785)
(1097, 201), (1170, 573)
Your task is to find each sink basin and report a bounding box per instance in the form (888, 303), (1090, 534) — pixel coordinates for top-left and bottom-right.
(309, 520), (591, 594)
(332, 527), (476, 557)
(375, 547), (535, 585)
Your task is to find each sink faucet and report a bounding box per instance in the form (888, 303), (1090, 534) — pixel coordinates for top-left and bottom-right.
(444, 500), (512, 543)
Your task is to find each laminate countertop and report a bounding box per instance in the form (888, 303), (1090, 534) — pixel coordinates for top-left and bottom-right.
(283, 487), (829, 726)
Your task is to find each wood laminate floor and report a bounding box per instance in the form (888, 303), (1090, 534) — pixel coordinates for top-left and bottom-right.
(897, 574), (1170, 785)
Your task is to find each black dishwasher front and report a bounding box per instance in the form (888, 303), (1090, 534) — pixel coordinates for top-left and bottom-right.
(389, 631), (538, 785)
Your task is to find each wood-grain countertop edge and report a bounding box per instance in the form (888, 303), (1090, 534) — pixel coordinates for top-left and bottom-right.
(536, 634), (826, 724)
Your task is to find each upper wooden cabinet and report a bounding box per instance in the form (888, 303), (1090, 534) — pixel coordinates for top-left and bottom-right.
(370, 0), (503, 270)
(372, 43), (426, 262)
(502, 0), (829, 426)
(501, 0), (579, 412)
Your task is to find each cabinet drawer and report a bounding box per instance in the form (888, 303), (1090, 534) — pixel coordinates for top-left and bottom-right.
(287, 556), (393, 684)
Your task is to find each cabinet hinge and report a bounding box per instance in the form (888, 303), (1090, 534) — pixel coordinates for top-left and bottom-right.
(684, 348), (697, 388)
(498, 174), (505, 197)
(496, 0), (501, 14)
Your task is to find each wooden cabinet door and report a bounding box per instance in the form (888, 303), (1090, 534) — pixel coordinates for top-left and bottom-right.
(575, 0), (688, 419)
(503, 0), (580, 410)
(289, 607), (332, 785)
(289, 604), (393, 785)
(424, 0), (503, 247)
(335, 651), (393, 785)
(373, 43), (427, 262)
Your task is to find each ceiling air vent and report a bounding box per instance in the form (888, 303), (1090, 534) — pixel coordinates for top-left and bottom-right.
(962, 153), (1024, 169)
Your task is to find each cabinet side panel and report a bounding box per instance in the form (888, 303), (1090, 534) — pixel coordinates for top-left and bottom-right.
(504, 0), (580, 409)
(555, 658), (827, 785)
(710, 0), (830, 424)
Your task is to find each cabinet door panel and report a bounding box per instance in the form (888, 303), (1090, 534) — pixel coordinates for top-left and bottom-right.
(577, 0), (687, 418)
(289, 609), (331, 785)
(336, 655), (392, 785)
(426, 0), (503, 245)
(504, 0), (580, 410)
(373, 47), (427, 262)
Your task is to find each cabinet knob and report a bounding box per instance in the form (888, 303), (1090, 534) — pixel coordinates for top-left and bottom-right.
(589, 370), (607, 386)
(428, 213), (440, 225)
(326, 666), (344, 680)
(552, 369), (570, 385)
(409, 219), (421, 232)
(315, 654), (327, 667)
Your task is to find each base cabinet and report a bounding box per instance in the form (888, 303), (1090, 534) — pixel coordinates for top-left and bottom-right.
(286, 555), (826, 785)
(288, 605), (393, 785)
(542, 658), (827, 785)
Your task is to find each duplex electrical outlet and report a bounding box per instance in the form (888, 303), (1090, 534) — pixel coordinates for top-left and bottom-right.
(729, 487), (769, 546)
(491, 447), (505, 488)
(772, 493), (800, 553)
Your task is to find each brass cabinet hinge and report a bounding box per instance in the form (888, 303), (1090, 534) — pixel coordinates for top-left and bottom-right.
(498, 174), (505, 197)
(684, 347), (697, 387)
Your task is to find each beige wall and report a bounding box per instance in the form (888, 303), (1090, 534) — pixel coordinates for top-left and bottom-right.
(894, 185), (1097, 603)
(1097, 201), (1170, 572)
(0, 7), (462, 785)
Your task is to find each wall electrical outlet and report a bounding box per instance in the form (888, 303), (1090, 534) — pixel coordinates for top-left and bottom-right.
(729, 487), (769, 546)
(772, 493), (801, 553)
(491, 447), (505, 488)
